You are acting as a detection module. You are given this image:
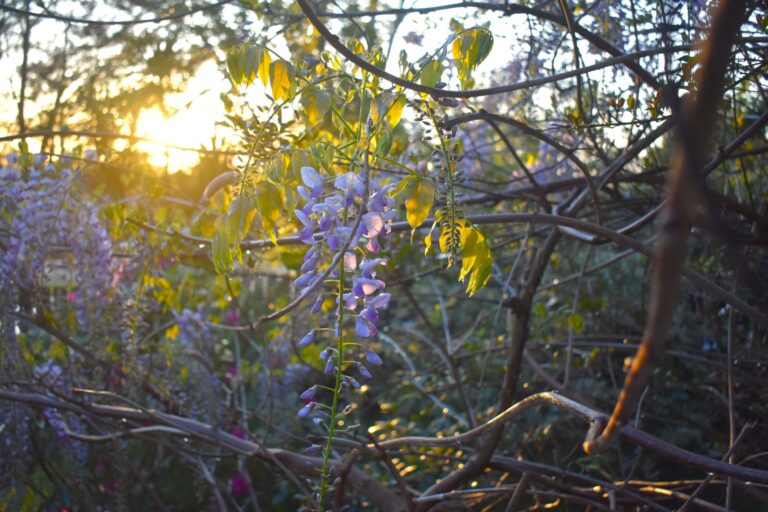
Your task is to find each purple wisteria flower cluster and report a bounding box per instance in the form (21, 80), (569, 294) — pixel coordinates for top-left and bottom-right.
(0, 152), (116, 333)
(31, 360), (87, 458)
(173, 306), (213, 348)
(291, 165), (396, 424)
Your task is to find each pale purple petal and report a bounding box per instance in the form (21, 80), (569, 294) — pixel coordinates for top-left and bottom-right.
(360, 258), (387, 279)
(362, 212), (384, 238)
(343, 252), (357, 271)
(342, 292), (357, 310)
(366, 293), (391, 309)
(355, 317), (377, 337)
(301, 166), (325, 189)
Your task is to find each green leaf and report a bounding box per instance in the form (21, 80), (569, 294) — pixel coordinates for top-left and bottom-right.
(452, 28), (494, 88)
(567, 313), (584, 333)
(50, 339), (69, 362)
(393, 175), (435, 231)
(227, 44), (268, 87)
(226, 46), (244, 85)
(270, 59), (296, 101)
(375, 127), (392, 156)
(226, 195), (257, 242)
(420, 58), (444, 88)
(301, 88), (331, 125)
(212, 216), (234, 274)
(458, 224), (492, 296)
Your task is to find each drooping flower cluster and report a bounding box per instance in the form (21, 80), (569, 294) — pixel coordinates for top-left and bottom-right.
(32, 360), (87, 459)
(291, 165), (396, 423)
(0, 152), (116, 333)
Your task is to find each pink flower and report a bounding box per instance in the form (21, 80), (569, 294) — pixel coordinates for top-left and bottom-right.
(231, 425), (247, 440)
(231, 474), (249, 497)
(65, 291), (77, 303)
(226, 309), (240, 326)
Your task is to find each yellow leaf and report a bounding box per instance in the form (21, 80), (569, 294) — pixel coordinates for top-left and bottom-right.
(452, 28), (494, 88)
(424, 219), (438, 255)
(258, 47), (271, 86)
(254, 181), (284, 244)
(166, 324), (180, 340)
(371, 92), (405, 128)
(50, 339), (69, 362)
(270, 59), (296, 101)
(458, 224), (492, 296)
(393, 176), (435, 231)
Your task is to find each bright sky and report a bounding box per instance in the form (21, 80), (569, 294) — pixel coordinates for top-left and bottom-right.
(129, 59), (232, 173)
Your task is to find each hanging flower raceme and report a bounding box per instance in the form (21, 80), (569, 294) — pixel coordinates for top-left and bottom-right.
(290, 165), (395, 429)
(0, 151), (117, 334)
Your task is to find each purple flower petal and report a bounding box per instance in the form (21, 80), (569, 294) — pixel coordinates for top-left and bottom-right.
(355, 317), (377, 337)
(342, 292), (357, 310)
(362, 212), (384, 238)
(353, 277), (385, 298)
(343, 252), (357, 271)
(305, 444), (323, 455)
(358, 363), (372, 379)
(299, 224), (316, 244)
(360, 306), (379, 324)
(301, 166), (325, 189)
(294, 209), (313, 226)
(298, 329), (316, 347)
(301, 255), (318, 272)
(294, 271), (316, 288)
(324, 356), (336, 375)
(366, 292), (391, 309)
(360, 258), (387, 279)
(311, 294), (324, 314)
(365, 349), (383, 366)
(300, 386), (317, 400)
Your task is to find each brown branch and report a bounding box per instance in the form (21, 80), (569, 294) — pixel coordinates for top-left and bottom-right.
(295, 0), (664, 98)
(144, 208), (768, 327)
(583, 0), (752, 454)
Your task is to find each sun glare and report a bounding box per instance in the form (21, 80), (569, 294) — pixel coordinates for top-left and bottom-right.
(130, 60), (231, 174)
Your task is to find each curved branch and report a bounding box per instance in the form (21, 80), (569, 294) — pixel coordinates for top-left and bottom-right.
(295, 0), (662, 97)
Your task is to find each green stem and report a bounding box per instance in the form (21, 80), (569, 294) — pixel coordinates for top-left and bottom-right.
(318, 69), (367, 510)
(429, 109), (458, 262)
(318, 209), (348, 509)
